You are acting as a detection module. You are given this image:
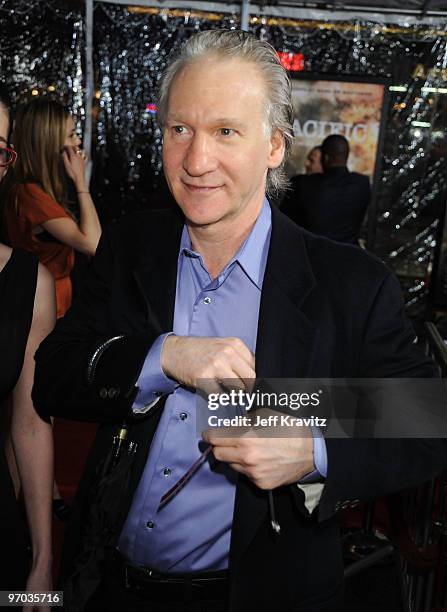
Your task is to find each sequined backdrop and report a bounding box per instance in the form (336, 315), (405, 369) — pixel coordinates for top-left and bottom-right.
(1, 0), (447, 312)
(0, 0), (85, 133)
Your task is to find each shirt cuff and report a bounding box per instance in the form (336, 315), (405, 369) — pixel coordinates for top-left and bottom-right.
(132, 333), (178, 414)
(299, 426), (327, 483)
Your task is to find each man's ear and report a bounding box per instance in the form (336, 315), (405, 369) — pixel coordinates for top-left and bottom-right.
(267, 129), (285, 169)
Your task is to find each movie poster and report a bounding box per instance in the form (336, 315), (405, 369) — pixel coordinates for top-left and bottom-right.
(288, 78), (386, 181)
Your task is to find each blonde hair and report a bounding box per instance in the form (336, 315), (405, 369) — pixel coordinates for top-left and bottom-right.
(12, 98), (70, 207)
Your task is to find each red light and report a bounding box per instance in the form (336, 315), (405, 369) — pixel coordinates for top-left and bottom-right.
(146, 103), (158, 114)
(277, 52), (305, 72)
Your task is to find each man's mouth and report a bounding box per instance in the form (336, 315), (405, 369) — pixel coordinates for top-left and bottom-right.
(183, 182), (222, 193)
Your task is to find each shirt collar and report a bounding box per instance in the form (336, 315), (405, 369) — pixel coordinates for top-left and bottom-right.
(179, 198), (272, 290)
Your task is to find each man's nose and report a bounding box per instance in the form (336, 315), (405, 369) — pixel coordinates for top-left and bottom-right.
(183, 134), (217, 176)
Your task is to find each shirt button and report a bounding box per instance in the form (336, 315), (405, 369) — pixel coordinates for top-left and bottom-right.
(179, 412), (188, 421)
(146, 521), (155, 529)
(163, 468), (171, 477)
(203, 297), (212, 304)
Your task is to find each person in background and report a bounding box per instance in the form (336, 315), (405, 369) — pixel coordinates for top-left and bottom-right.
(282, 134), (371, 245)
(4, 97), (102, 520)
(278, 144), (322, 211)
(304, 145), (323, 175)
(5, 97), (101, 319)
(0, 86), (56, 606)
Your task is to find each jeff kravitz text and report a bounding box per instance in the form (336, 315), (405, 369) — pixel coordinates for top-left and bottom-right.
(208, 414), (327, 427)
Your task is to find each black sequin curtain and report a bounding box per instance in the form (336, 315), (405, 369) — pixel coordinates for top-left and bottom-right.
(263, 18), (447, 312)
(0, 0), (85, 129)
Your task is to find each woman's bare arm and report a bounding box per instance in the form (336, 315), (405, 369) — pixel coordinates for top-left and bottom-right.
(41, 146), (101, 256)
(41, 214), (99, 256)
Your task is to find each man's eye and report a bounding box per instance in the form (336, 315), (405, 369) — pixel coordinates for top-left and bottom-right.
(173, 126), (186, 134)
(219, 128), (234, 136)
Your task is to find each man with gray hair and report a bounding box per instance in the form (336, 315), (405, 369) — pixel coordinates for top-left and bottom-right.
(33, 29), (446, 612)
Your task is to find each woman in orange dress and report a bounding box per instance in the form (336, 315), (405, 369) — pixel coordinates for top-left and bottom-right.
(5, 97), (101, 318)
(5, 98), (102, 521)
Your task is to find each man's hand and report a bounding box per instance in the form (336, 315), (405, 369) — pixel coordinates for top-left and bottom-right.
(202, 426), (315, 490)
(161, 335), (255, 392)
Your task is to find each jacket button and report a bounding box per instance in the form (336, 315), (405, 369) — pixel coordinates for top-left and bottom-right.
(99, 387), (108, 399)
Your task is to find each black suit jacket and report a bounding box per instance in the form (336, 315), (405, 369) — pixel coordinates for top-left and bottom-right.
(281, 168), (371, 244)
(33, 205), (446, 611)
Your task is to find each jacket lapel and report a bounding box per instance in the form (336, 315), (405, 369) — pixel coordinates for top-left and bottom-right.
(230, 206), (318, 567)
(256, 207), (317, 379)
(132, 212), (183, 333)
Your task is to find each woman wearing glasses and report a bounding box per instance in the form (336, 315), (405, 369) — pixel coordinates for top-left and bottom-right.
(5, 98), (101, 319)
(0, 88), (55, 600)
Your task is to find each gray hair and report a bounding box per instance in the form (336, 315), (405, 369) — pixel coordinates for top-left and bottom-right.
(157, 29), (293, 198)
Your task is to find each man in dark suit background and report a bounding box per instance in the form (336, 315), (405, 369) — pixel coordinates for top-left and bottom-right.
(282, 134), (371, 245)
(32, 30), (446, 612)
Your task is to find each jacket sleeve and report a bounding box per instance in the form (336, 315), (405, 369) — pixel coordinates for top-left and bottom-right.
(317, 272), (447, 521)
(32, 226), (159, 423)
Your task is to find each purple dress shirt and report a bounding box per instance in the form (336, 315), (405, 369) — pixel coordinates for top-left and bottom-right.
(118, 199), (326, 572)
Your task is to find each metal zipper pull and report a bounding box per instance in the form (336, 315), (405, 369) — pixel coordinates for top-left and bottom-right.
(268, 490), (281, 535)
